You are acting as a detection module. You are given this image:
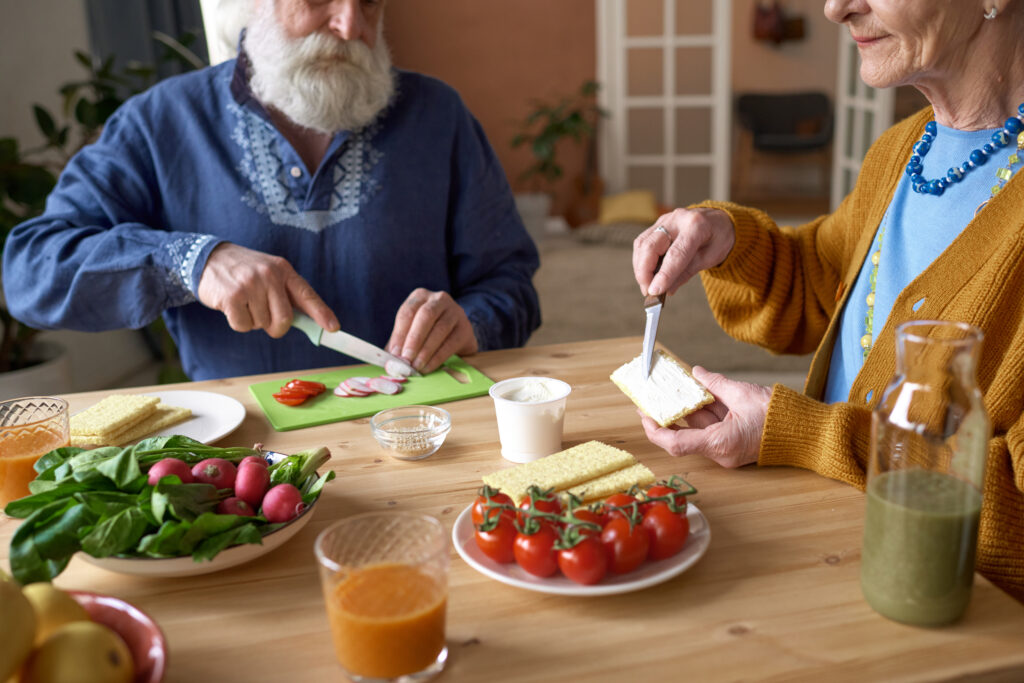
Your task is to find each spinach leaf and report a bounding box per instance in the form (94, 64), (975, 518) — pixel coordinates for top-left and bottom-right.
(4, 481), (93, 518)
(178, 513), (251, 554)
(151, 480), (223, 523)
(137, 521), (189, 557)
(193, 523), (264, 562)
(9, 499), (97, 584)
(80, 507), (150, 557)
(301, 470), (336, 506)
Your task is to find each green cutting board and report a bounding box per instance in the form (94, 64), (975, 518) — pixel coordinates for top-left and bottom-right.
(250, 356), (494, 431)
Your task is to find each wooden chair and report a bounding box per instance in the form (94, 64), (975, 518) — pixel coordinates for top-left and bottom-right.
(733, 92), (833, 202)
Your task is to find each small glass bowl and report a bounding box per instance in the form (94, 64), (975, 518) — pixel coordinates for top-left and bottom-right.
(370, 405), (452, 460)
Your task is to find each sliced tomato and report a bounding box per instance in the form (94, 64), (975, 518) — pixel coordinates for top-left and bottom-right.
(272, 393), (307, 406)
(274, 388), (311, 399)
(286, 379), (326, 396)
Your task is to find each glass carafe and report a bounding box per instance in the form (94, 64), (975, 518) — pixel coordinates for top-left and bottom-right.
(860, 320), (990, 626)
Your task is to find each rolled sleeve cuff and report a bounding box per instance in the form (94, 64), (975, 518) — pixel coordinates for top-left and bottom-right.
(160, 233), (224, 304)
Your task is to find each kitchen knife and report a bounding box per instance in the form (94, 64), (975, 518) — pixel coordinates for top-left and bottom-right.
(291, 311), (421, 376)
(641, 290), (665, 379)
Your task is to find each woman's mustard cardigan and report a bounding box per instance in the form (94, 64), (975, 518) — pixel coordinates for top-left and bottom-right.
(700, 107), (1024, 601)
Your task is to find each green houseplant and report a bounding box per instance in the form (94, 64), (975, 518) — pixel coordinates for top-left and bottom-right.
(510, 79), (608, 236)
(0, 34), (203, 381)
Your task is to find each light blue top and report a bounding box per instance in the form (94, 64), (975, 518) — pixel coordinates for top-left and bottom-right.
(824, 122), (1012, 403)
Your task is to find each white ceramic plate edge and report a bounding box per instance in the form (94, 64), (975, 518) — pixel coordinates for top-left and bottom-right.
(452, 502), (711, 596)
(143, 390), (247, 445)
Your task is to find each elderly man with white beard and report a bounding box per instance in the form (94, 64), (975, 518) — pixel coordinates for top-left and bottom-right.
(2, 0), (541, 380)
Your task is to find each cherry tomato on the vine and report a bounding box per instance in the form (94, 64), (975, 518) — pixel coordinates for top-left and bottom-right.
(564, 508), (603, 539)
(518, 492), (563, 525)
(558, 536), (608, 585)
(471, 490), (515, 526)
(641, 502), (690, 561)
(602, 492), (640, 523)
(513, 524), (560, 577)
(474, 516), (517, 564)
(601, 515), (650, 574)
(642, 485), (688, 514)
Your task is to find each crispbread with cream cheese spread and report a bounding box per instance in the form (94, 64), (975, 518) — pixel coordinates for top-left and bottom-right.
(610, 350), (714, 428)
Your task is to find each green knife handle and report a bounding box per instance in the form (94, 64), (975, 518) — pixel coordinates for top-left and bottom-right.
(291, 311), (323, 346)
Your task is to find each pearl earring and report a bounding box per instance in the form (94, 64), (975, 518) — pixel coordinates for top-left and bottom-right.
(984, 6), (998, 19)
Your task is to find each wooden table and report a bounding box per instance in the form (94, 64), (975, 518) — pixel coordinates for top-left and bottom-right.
(3, 338), (1023, 682)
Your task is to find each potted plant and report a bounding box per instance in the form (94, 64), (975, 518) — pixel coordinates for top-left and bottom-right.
(510, 79), (608, 240)
(0, 36), (203, 395)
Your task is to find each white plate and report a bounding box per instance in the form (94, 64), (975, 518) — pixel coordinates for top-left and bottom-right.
(80, 501), (316, 578)
(452, 502), (711, 596)
(142, 390), (246, 445)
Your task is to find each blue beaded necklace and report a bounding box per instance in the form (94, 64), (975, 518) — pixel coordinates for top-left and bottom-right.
(905, 102), (1024, 196)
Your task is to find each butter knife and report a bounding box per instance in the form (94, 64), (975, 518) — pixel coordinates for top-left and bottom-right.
(641, 291), (665, 379)
(291, 311), (420, 376)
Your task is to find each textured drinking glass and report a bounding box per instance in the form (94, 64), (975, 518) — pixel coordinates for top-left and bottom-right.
(861, 321), (989, 626)
(489, 376), (571, 463)
(0, 397), (70, 509)
(315, 512), (449, 682)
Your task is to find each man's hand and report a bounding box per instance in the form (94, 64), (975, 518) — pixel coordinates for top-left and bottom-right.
(633, 208), (736, 298)
(640, 366), (772, 469)
(197, 242), (339, 337)
(386, 288), (478, 374)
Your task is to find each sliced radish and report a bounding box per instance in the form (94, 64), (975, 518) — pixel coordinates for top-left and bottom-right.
(341, 379), (373, 396)
(369, 377), (402, 395)
(382, 374), (408, 383)
(333, 384), (350, 397)
(385, 359), (414, 378)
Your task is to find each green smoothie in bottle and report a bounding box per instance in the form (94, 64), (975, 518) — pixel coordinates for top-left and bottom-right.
(861, 468), (982, 626)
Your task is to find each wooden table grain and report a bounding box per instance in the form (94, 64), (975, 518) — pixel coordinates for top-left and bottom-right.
(3, 338), (1023, 682)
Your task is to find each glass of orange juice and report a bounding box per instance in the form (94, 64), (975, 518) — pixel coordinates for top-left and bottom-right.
(314, 511), (449, 682)
(0, 397), (70, 509)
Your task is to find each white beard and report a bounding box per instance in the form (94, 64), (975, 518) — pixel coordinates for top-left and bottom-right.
(244, 3), (395, 134)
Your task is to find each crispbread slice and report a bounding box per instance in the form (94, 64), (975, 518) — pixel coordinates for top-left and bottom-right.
(70, 394), (160, 437)
(482, 441), (637, 504)
(559, 462), (656, 503)
(610, 350), (714, 428)
(70, 402), (192, 448)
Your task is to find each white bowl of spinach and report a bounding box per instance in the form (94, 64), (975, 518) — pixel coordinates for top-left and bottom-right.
(5, 435), (334, 582)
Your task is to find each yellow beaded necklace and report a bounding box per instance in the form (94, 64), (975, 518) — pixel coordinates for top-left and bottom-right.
(861, 130), (1024, 361)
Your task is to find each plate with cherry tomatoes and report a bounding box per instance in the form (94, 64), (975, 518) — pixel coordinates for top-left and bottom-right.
(452, 493), (711, 596)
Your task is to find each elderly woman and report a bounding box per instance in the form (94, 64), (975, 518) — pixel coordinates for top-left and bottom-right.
(632, 0), (1024, 601)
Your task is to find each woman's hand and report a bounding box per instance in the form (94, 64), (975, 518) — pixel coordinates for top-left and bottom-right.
(386, 288), (478, 374)
(632, 208), (736, 297)
(640, 366), (772, 468)
(197, 242), (338, 338)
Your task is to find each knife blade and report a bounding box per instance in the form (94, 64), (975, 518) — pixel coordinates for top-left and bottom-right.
(641, 291), (665, 379)
(291, 311), (421, 376)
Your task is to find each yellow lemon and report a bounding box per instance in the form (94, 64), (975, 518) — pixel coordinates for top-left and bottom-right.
(20, 583), (90, 645)
(0, 579), (36, 681)
(22, 621), (133, 683)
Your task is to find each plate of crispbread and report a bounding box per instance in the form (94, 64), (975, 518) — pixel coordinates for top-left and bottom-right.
(70, 390), (245, 448)
(452, 503), (710, 596)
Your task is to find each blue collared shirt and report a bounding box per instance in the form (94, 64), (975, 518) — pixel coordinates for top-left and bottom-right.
(3, 56), (541, 380)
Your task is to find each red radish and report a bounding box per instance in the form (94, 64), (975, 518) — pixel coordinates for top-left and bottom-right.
(346, 377), (373, 393)
(261, 483), (305, 523)
(333, 384), (352, 397)
(191, 458), (237, 490)
(382, 374), (408, 383)
(235, 460), (271, 508)
(147, 458), (194, 485)
(341, 380), (371, 396)
(368, 377), (402, 394)
(217, 497), (255, 516)
(240, 455), (268, 469)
